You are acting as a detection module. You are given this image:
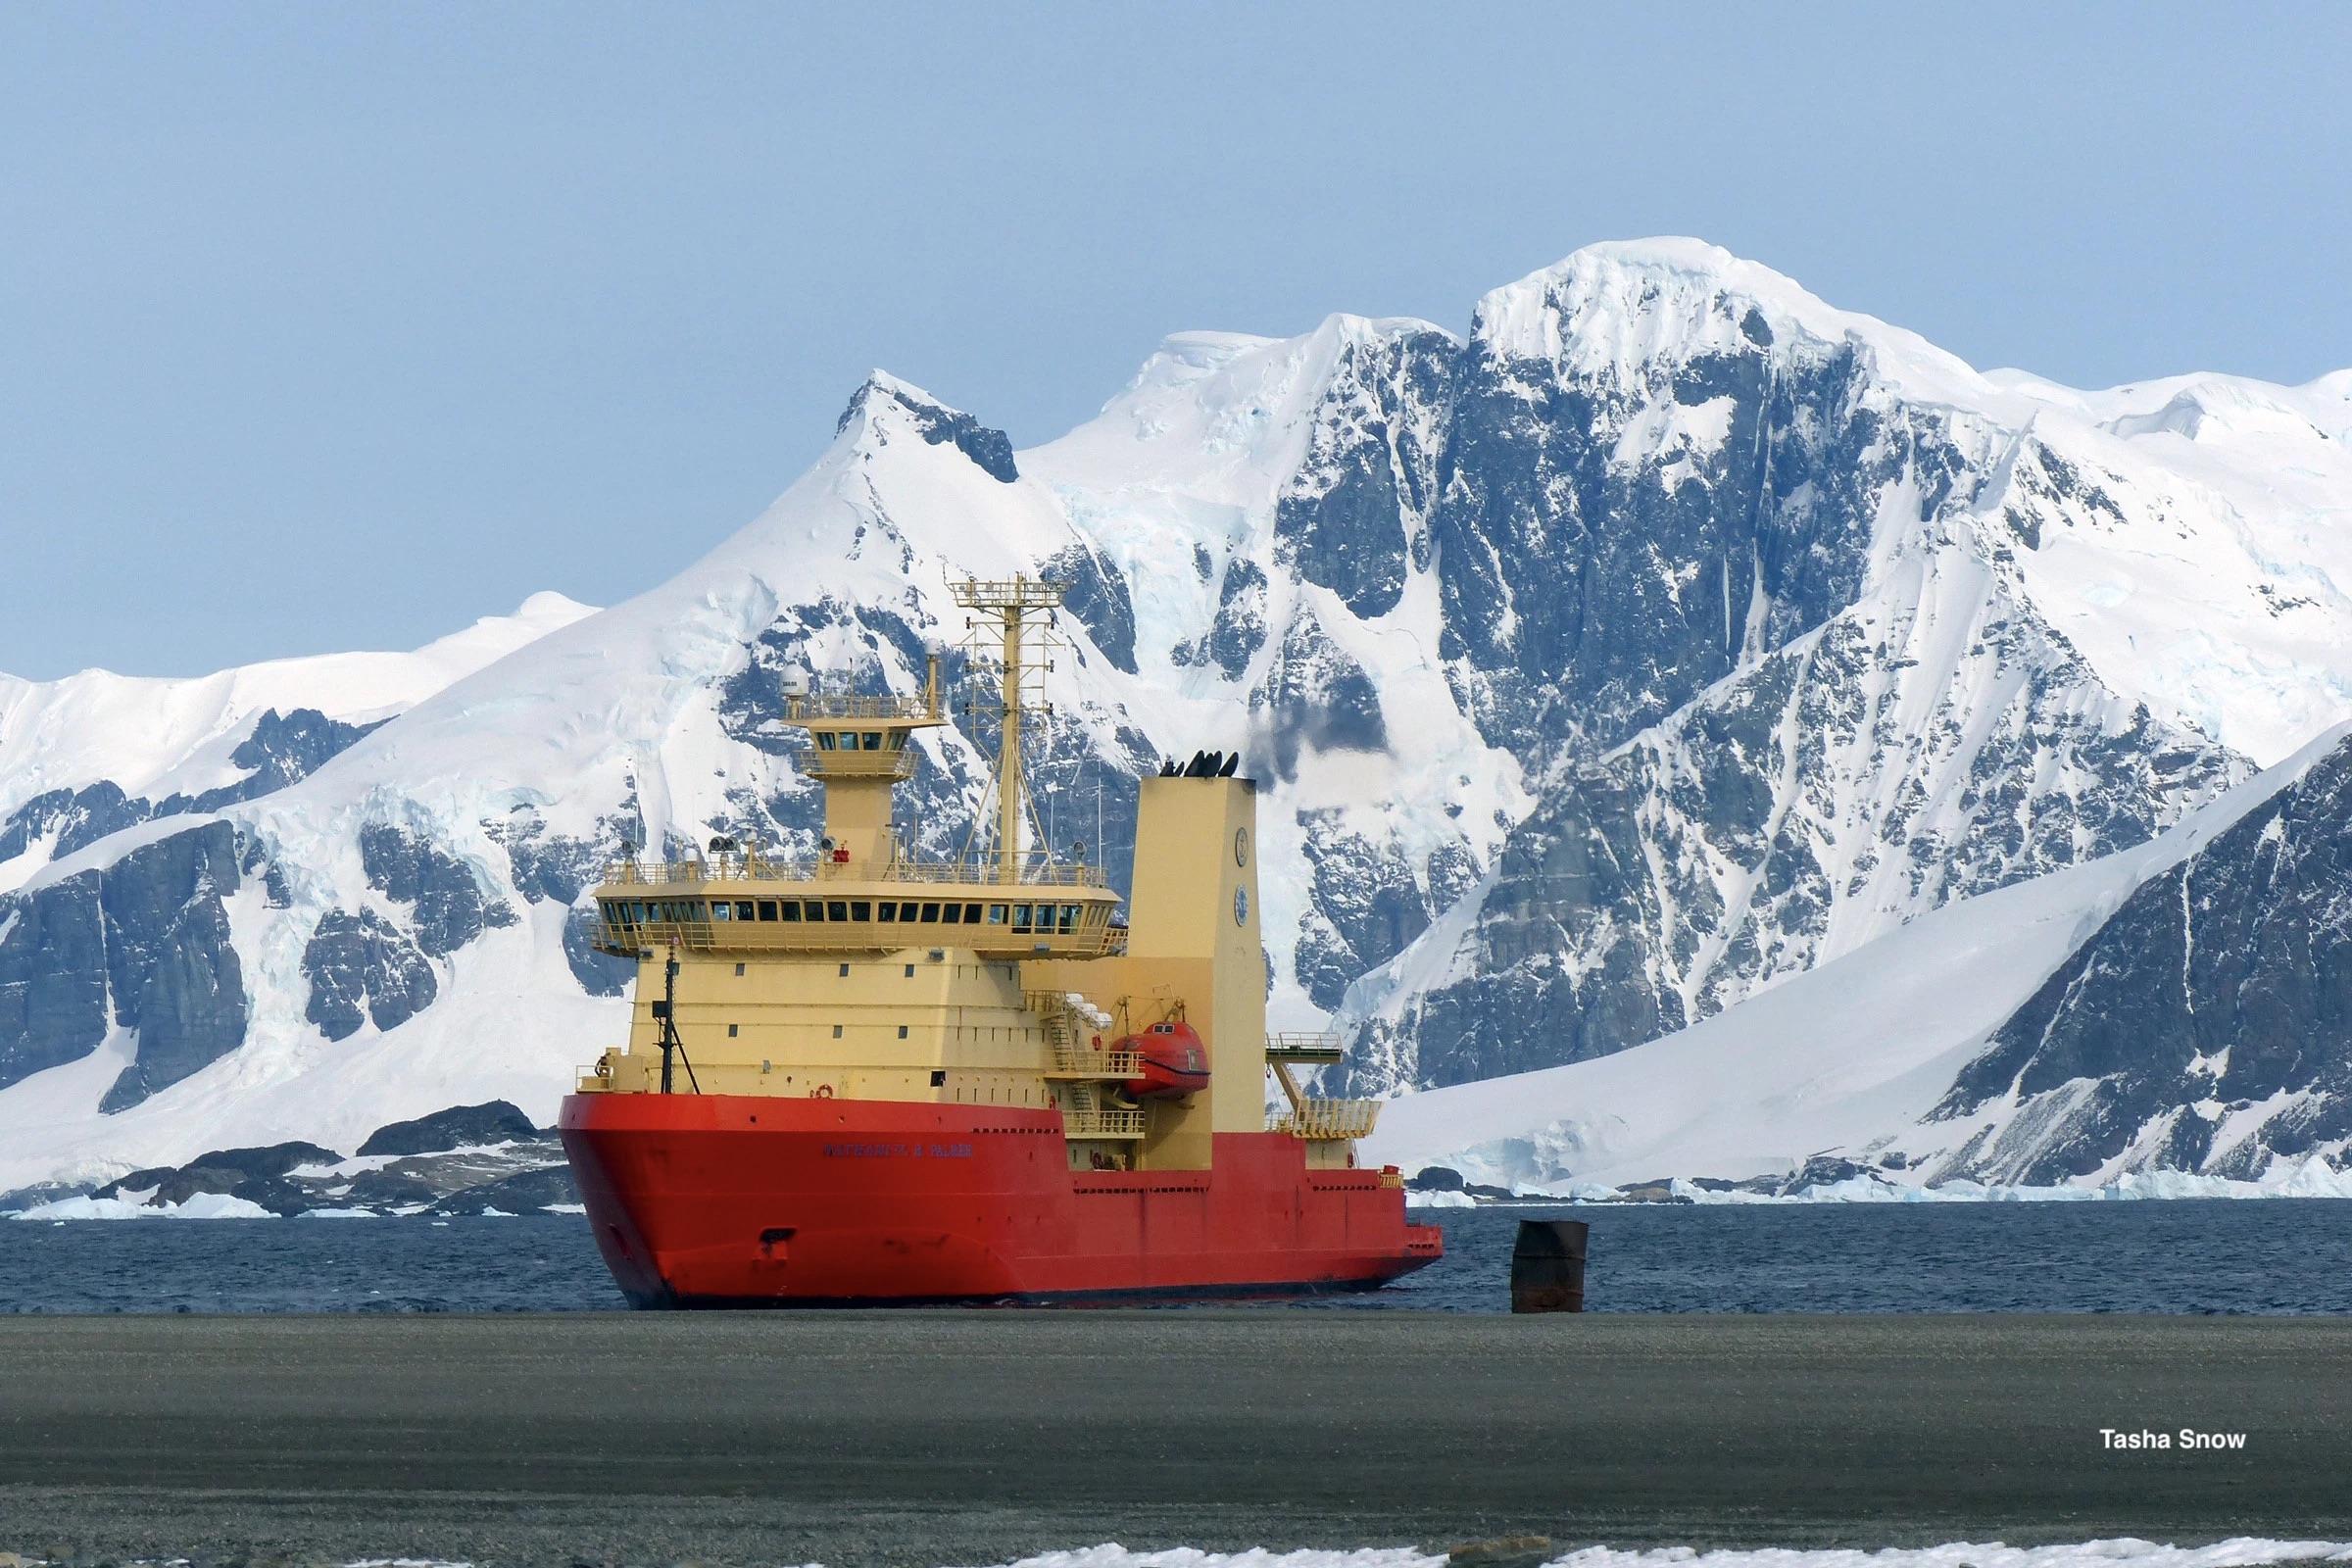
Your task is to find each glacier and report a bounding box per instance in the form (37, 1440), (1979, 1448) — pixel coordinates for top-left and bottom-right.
(4, 237), (2351, 1198)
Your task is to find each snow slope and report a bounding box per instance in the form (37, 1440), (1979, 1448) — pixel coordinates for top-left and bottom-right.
(1363, 724), (2350, 1192)
(0, 591), (595, 809)
(0, 593), (598, 903)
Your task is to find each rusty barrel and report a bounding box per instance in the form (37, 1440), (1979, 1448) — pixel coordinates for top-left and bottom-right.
(1509, 1218), (1588, 1313)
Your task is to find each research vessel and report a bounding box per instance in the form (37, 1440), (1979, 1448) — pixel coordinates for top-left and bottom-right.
(560, 574), (1442, 1305)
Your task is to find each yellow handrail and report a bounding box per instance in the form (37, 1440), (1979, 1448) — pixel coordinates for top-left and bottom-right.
(1061, 1108), (1149, 1139)
(602, 856), (1111, 889)
(1270, 1099), (1382, 1141)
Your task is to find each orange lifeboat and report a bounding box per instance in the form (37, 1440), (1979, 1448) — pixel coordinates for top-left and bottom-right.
(1117, 1019), (1210, 1100)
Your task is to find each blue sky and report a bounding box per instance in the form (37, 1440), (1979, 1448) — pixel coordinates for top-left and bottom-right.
(4, 3), (2347, 680)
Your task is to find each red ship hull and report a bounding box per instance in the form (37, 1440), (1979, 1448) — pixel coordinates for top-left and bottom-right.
(560, 1092), (1444, 1306)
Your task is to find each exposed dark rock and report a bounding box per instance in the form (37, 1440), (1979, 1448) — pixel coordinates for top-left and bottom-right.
(157, 708), (386, 814)
(342, 1168), (442, 1208)
(96, 1141), (340, 1215)
(3, 781), (153, 860)
(1432, 327), (1918, 756)
(0, 871), (110, 1091)
(1273, 324), (1455, 620)
(1293, 811), (1434, 1011)
(1934, 734), (2352, 1185)
(564, 906), (633, 997)
(302, 908), (438, 1041)
(220, 708), (383, 796)
(360, 825), (517, 956)
(1344, 581), (2244, 1094)
(0, 1180), (96, 1212)
(430, 1163), (580, 1215)
(96, 823), (249, 1112)
(837, 377), (1019, 482)
(5, 824), (254, 1103)
(359, 1100), (544, 1156)
(1407, 1165), (1465, 1192)
(1044, 542), (1139, 673)
(1783, 1155), (1874, 1192)
(1343, 768), (1687, 1092)
(0, 710), (383, 876)
(1208, 558), (1268, 679)
(1251, 612), (1388, 782)
(495, 811), (604, 907)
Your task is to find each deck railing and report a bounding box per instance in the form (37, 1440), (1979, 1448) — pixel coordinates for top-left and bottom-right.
(602, 855), (1110, 889)
(1270, 1099), (1382, 1141)
(784, 693), (941, 721)
(1060, 1108), (1150, 1140)
(1265, 1031), (1345, 1064)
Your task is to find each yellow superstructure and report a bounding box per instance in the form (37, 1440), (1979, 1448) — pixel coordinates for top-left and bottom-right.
(575, 574), (1379, 1173)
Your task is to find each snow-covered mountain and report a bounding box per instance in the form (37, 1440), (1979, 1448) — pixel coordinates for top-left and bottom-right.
(5, 238), (2351, 1197)
(0, 592), (595, 895)
(1364, 723), (2352, 1194)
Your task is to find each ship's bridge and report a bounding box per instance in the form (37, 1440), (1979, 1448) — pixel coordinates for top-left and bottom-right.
(594, 852), (1124, 958)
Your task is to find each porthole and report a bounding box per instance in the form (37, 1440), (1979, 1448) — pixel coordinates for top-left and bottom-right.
(1235, 827), (1249, 866)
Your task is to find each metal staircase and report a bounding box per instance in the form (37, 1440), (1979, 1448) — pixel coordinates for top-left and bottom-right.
(1264, 1031), (1383, 1141)
(1027, 991), (1147, 1140)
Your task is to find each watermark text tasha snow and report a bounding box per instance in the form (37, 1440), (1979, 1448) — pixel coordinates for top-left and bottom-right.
(2101, 1428), (2247, 1449)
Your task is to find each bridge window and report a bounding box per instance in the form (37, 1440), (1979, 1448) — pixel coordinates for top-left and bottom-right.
(850, 901), (871, 921)
(735, 901), (754, 920)
(861, 732), (883, 750)
(987, 905), (1007, 925)
(964, 903), (982, 923)
(941, 904), (961, 925)
(778, 901), (801, 921)
(920, 902), (941, 922)
(712, 902), (732, 920)
(1011, 904), (1032, 933)
(878, 902), (897, 921)
(803, 901), (825, 921)
(1060, 905), (1081, 932)
(815, 733), (837, 750)
(827, 901), (850, 922)
(758, 901), (778, 921)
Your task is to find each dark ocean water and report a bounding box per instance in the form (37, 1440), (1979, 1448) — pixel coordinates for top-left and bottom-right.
(5, 1200), (2350, 1313)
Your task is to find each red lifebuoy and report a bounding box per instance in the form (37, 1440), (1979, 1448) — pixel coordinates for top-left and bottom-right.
(813, 1084), (834, 1099)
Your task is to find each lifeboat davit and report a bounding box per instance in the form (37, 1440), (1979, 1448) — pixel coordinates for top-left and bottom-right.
(1118, 1020), (1210, 1100)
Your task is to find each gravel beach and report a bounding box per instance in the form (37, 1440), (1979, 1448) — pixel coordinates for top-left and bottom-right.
(1, 1312), (2347, 1566)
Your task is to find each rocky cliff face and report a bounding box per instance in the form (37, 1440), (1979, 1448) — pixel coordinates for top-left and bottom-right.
(1339, 540), (2249, 1092)
(1930, 730), (2352, 1185)
(0, 820), (248, 1108)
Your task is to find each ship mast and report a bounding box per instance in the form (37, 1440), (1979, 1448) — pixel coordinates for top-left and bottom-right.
(952, 573), (1065, 884)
